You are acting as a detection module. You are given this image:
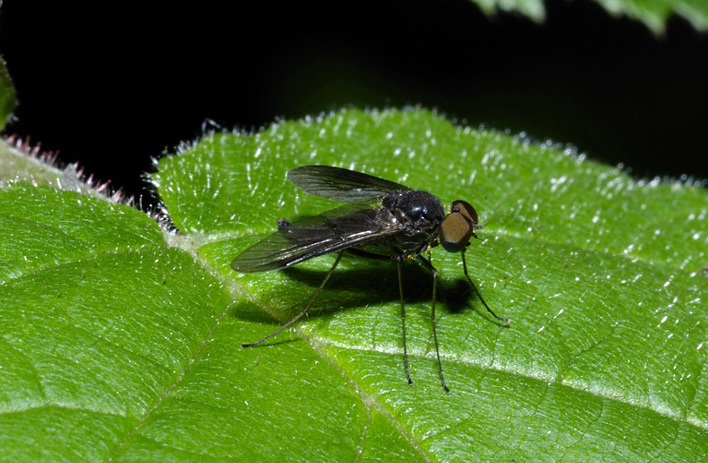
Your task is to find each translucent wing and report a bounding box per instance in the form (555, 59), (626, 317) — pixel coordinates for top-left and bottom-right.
(287, 165), (410, 202)
(231, 204), (400, 273)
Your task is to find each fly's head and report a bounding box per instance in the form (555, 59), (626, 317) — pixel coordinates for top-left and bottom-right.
(439, 200), (481, 253)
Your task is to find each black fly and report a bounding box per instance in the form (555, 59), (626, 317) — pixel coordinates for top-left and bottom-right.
(231, 165), (508, 392)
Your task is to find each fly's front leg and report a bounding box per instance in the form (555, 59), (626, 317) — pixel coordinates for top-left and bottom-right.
(242, 251), (345, 348)
(460, 250), (508, 323)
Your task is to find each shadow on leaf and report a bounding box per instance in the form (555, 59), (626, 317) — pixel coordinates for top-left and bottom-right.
(231, 256), (502, 327)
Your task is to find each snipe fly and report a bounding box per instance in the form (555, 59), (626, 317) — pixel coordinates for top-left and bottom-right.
(232, 165), (508, 392)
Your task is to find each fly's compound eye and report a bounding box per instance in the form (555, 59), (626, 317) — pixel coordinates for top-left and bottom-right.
(451, 200), (478, 225)
(440, 200), (478, 252)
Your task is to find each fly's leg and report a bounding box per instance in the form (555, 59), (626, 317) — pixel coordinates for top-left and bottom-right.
(416, 254), (450, 393)
(396, 260), (414, 387)
(461, 250), (509, 323)
(242, 251), (345, 348)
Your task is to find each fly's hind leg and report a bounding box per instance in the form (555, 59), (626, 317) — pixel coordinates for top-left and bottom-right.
(242, 251), (346, 348)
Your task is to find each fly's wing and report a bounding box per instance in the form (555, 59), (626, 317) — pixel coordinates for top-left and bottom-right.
(287, 165), (410, 202)
(231, 204), (399, 273)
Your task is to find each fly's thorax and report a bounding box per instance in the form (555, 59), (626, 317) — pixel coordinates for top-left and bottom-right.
(382, 190), (445, 258)
(382, 190), (445, 233)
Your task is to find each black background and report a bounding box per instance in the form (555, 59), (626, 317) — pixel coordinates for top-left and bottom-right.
(2, 1), (707, 202)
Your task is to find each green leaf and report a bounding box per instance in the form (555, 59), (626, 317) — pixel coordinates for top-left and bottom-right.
(0, 56), (17, 131)
(473, 0), (546, 22)
(0, 138), (125, 199)
(2, 108), (707, 461)
(470, 0), (708, 33)
(0, 140), (60, 187)
(593, 0), (708, 33)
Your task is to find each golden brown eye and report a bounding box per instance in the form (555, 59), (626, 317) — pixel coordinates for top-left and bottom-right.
(440, 210), (472, 252)
(440, 200), (480, 252)
(451, 200), (478, 225)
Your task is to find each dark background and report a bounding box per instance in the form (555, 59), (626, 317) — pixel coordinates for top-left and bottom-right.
(2, 1), (707, 202)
